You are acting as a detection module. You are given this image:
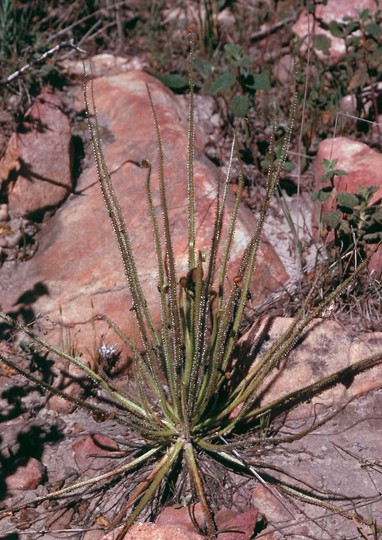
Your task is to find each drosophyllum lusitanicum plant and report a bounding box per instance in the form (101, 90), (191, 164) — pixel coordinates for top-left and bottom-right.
(1, 32), (382, 539)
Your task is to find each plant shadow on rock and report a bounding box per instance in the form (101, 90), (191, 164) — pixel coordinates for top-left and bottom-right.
(0, 35), (382, 539)
(0, 282), (49, 340)
(0, 423), (63, 501)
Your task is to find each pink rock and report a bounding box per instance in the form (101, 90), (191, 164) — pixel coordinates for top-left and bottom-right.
(0, 70), (287, 363)
(237, 317), (382, 416)
(156, 503), (260, 539)
(102, 522), (202, 539)
(48, 506), (75, 531)
(293, 0), (377, 63)
(61, 53), (147, 78)
(313, 137), (382, 271)
(315, 137), (382, 204)
(1, 92), (72, 218)
(156, 504), (206, 531)
(251, 485), (291, 539)
(46, 358), (91, 414)
(6, 457), (45, 490)
(216, 507), (259, 539)
(72, 433), (119, 472)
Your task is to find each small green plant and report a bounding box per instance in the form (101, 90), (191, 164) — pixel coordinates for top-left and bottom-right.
(1, 35), (382, 539)
(152, 42), (270, 119)
(312, 158), (382, 280)
(197, 43), (271, 118)
(326, 7), (382, 125)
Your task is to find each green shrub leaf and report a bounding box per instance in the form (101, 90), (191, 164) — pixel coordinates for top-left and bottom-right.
(365, 22), (382, 37)
(359, 8), (370, 22)
(336, 192), (359, 208)
(323, 210), (341, 229)
(328, 21), (345, 38)
(194, 57), (213, 79)
(314, 35), (331, 55)
(151, 72), (189, 91)
(224, 43), (242, 60)
(253, 72), (271, 91)
(207, 72), (236, 95)
(312, 188), (332, 202)
(231, 95), (250, 117)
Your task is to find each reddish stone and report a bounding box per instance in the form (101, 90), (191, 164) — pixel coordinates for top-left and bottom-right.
(1, 92), (72, 218)
(315, 137), (382, 206)
(0, 70), (287, 363)
(251, 485), (290, 539)
(6, 457), (45, 491)
(48, 507), (75, 531)
(46, 359), (91, 414)
(216, 507), (259, 539)
(72, 433), (119, 472)
(156, 503), (260, 539)
(61, 53), (147, 78)
(313, 137), (382, 271)
(156, 503), (206, 531)
(236, 317), (382, 416)
(293, 0), (377, 63)
(102, 522), (202, 539)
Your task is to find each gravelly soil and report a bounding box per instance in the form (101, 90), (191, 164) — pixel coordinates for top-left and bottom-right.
(1, 364), (381, 540)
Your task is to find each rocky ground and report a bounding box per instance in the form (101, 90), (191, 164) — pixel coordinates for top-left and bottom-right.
(0, 0), (382, 539)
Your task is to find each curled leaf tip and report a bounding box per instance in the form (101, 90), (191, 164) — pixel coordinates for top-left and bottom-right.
(186, 24), (196, 37)
(199, 250), (207, 262)
(233, 275), (243, 288)
(141, 159), (151, 169)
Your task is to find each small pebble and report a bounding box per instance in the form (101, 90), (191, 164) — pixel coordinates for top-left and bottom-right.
(0, 203), (9, 222)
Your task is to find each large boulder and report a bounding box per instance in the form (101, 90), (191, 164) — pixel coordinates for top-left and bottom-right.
(0, 70), (288, 365)
(313, 136), (382, 271)
(237, 316), (382, 413)
(0, 92), (73, 219)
